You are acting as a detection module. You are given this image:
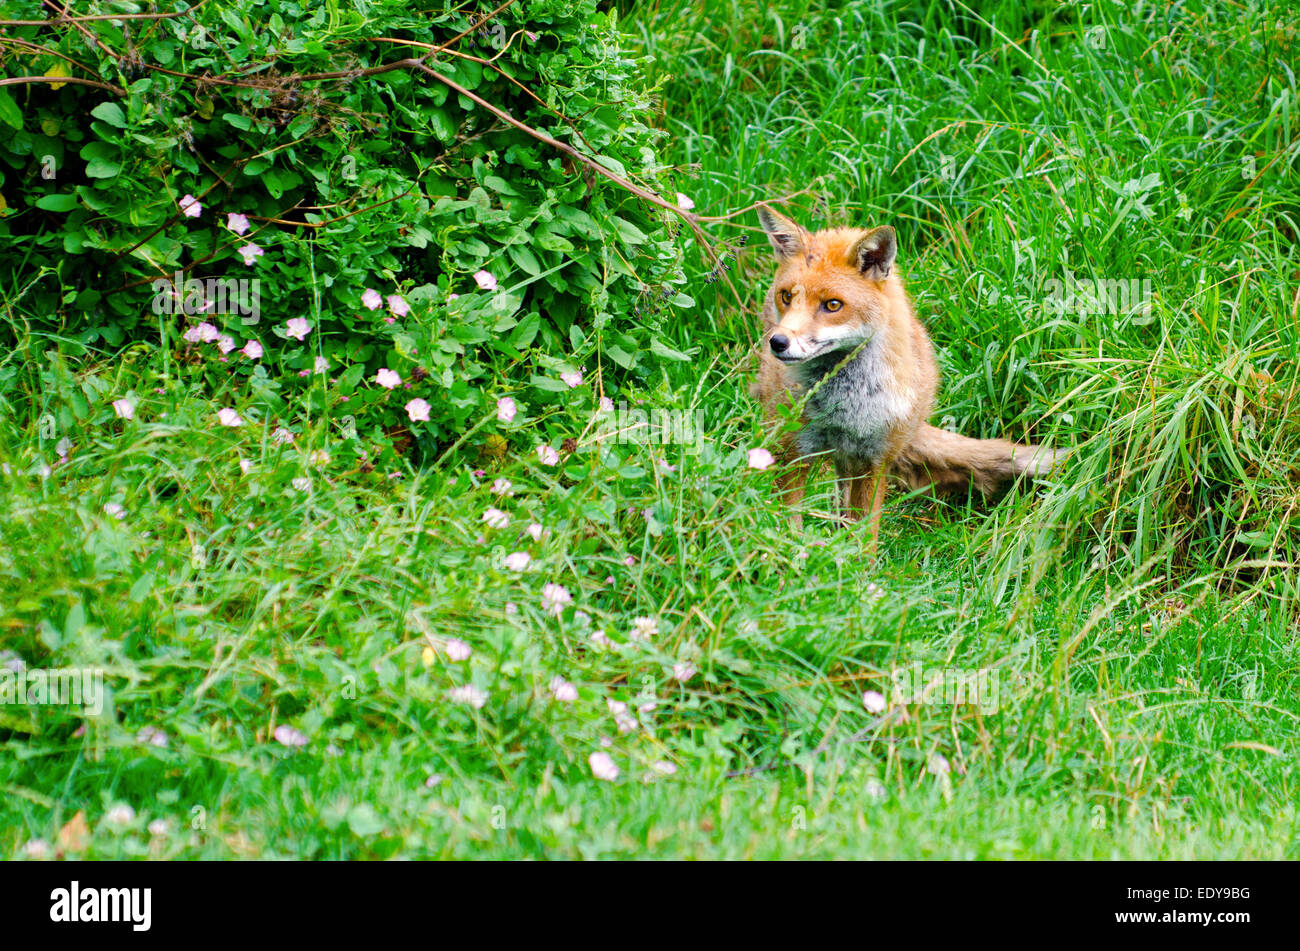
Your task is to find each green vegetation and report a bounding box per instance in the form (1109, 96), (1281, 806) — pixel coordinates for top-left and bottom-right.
(1, 0), (1296, 858)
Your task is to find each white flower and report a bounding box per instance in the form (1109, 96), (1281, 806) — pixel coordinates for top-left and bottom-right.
(599, 396), (614, 413)
(589, 751), (619, 782)
(314, 356), (329, 374)
(240, 458), (253, 475)
(448, 685), (488, 709)
(672, 662), (697, 683)
(927, 753), (950, 776)
(651, 760), (677, 776)
(291, 476), (311, 492)
(103, 502), (126, 519)
(308, 450), (330, 467)
(375, 368), (401, 389)
(112, 398), (135, 420)
(863, 690), (887, 713)
(387, 294), (410, 316)
(272, 427), (295, 445)
(482, 507), (509, 529)
(549, 677), (578, 702)
(147, 819), (171, 837)
(405, 398), (431, 422)
(103, 804), (136, 827)
(748, 448), (775, 470)
(629, 616), (658, 641)
(497, 397), (517, 423)
(217, 407), (243, 428)
(865, 778), (887, 802)
(21, 839), (51, 860)
(492, 478), (513, 496)
(504, 551), (530, 571)
(560, 369), (583, 388)
(589, 629), (610, 648)
(444, 639), (472, 661)
(526, 523), (544, 542)
(217, 335), (236, 354)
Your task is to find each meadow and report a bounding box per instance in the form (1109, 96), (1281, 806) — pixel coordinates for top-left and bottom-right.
(1, 0), (1297, 858)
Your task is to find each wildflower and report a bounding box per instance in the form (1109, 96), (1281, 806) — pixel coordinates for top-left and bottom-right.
(285, 317), (311, 341)
(387, 294), (410, 317)
(676, 193), (695, 211)
(536, 445), (559, 465)
(473, 269), (498, 291)
(748, 448), (775, 470)
(560, 369), (583, 388)
(103, 804), (135, 827)
(444, 639), (472, 661)
(549, 677), (577, 702)
(541, 582), (571, 616)
(179, 194), (202, 218)
(217, 407), (243, 427)
(448, 685), (488, 709)
(375, 368), (401, 389)
(111, 398), (134, 420)
(492, 478), (513, 496)
(273, 725), (309, 747)
(672, 662), (697, 683)
(497, 397), (517, 423)
(227, 212), (250, 234)
(504, 552), (530, 571)
(589, 752), (619, 782)
(863, 691), (887, 714)
(405, 398), (431, 422)
(482, 507), (509, 529)
(241, 340), (263, 359)
(629, 616), (658, 641)
(237, 242), (264, 266)
(361, 288), (383, 310)
(217, 335), (236, 354)
(526, 523), (544, 542)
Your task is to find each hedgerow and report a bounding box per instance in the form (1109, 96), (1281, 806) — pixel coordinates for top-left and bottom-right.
(0, 0), (693, 468)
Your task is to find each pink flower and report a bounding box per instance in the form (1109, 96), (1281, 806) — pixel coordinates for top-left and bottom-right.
(217, 407), (243, 427)
(676, 193), (695, 211)
(549, 677), (577, 702)
(482, 507), (509, 529)
(405, 398), (431, 422)
(444, 639), (472, 661)
(504, 552), (530, 571)
(237, 243), (264, 266)
(599, 396), (614, 413)
(541, 582), (571, 616)
(273, 725), (309, 747)
(313, 356), (328, 374)
(526, 523), (544, 542)
(748, 448), (775, 470)
(285, 317), (311, 341)
(536, 445), (559, 466)
(496, 397), (517, 423)
(241, 340), (263, 359)
(387, 294), (410, 317)
(492, 478), (513, 496)
(111, 399), (134, 420)
(361, 288), (383, 310)
(227, 212), (250, 234)
(672, 662), (698, 683)
(589, 752), (619, 782)
(179, 194), (202, 218)
(560, 369), (584, 388)
(473, 270), (498, 291)
(217, 335), (236, 354)
(863, 691), (887, 713)
(375, 368), (401, 389)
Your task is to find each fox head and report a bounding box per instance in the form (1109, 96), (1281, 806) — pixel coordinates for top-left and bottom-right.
(756, 205), (899, 364)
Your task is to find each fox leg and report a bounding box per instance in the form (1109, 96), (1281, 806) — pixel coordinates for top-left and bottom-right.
(848, 465), (890, 558)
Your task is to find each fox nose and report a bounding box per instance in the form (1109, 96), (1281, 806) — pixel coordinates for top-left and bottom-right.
(770, 334), (790, 355)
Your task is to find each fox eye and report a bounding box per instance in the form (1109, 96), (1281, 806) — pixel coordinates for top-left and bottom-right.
(824, 299), (843, 312)
(779, 289), (793, 306)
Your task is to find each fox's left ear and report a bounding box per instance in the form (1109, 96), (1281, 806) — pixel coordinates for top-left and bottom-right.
(850, 226), (897, 280)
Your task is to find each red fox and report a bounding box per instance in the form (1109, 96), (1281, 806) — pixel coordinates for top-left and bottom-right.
(754, 204), (1062, 552)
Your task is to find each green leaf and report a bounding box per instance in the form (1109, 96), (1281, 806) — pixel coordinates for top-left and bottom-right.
(0, 89), (21, 130)
(35, 193), (79, 212)
(90, 102), (127, 128)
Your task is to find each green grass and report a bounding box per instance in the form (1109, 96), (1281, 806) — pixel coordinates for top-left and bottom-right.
(3, 0), (1298, 858)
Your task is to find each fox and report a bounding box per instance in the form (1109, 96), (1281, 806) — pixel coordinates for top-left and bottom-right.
(753, 203), (1062, 553)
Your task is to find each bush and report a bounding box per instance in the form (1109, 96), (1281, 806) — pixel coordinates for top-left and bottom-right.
(0, 0), (689, 468)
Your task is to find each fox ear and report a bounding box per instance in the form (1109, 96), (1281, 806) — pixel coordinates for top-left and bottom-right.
(851, 226), (897, 280)
(756, 204), (807, 260)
